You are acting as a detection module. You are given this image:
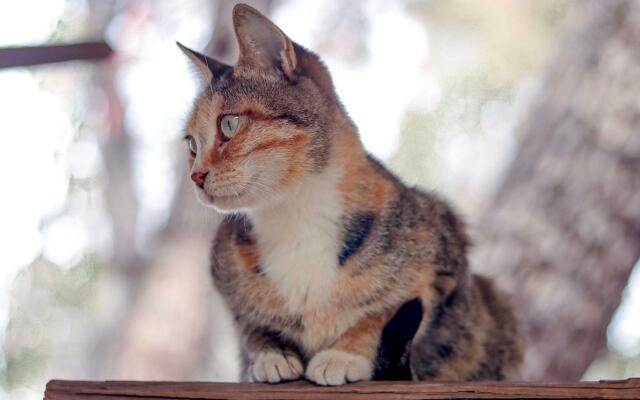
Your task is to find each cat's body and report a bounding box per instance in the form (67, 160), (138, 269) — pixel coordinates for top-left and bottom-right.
(180, 4), (522, 385)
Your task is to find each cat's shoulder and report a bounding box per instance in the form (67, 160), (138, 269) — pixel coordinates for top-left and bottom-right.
(211, 214), (261, 279)
(364, 153), (466, 235)
(411, 188), (469, 244)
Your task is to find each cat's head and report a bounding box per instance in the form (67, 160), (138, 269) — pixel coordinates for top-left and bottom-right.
(179, 4), (346, 212)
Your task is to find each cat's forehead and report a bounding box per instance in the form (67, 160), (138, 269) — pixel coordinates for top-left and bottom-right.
(202, 71), (313, 119)
(189, 74), (284, 131)
(189, 69), (327, 137)
(211, 72), (287, 108)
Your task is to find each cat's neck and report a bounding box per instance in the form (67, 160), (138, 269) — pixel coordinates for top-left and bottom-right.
(247, 162), (345, 309)
(246, 122), (365, 309)
(249, 162), (344, 226)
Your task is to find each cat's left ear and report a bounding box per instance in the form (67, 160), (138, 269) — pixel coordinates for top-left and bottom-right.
(177, 42), (230, 83)
(232, 4), (298, 80)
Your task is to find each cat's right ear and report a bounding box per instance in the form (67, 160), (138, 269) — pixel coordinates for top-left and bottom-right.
(177, 42), (230, 83)
(232, 4), (298, 80)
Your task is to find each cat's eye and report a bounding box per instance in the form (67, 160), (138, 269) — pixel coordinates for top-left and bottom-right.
(186, 135), (197, 156)
(220, 115), (240, 141)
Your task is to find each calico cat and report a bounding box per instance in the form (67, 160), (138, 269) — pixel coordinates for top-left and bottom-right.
(178, 4), (522, 385)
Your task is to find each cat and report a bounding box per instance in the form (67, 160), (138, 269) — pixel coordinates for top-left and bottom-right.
(178, 3), (522, 385)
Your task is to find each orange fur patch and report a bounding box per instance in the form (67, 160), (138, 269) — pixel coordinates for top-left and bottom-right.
(245, 133), (309, 157)
(333, 311), (390, 359)
(237, 244), (259, 271)
(334, 132), (397, 212)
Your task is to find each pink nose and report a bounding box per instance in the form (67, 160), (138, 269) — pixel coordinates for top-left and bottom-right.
(191, 171), (208, 188)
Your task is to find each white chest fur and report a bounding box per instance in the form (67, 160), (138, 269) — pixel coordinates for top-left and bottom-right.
(250, 169), (343, 312)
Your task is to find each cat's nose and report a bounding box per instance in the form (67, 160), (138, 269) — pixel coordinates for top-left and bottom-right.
(191, 171), (208, 188)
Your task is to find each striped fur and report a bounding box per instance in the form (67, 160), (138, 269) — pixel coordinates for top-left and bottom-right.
(181, 4), (522, 385)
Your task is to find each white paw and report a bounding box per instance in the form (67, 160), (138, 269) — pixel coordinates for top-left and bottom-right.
(305, 349), (373, 386)
(251, 350), (304, 383)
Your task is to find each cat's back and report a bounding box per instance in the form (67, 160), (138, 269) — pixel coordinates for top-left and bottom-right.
(364, 155), (471, 280)
(364, 157), (522, 380)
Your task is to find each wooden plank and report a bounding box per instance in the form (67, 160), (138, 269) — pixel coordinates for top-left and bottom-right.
(45, 378), (640, 400)
(0, 41), (112, 69)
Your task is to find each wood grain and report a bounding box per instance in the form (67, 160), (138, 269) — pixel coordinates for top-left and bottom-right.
(45, 378), (640, 399)
(472, 0), (640, 381)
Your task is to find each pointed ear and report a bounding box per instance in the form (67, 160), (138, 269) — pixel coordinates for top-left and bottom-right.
(177, 42), (230, 83)
(232, 4), (297, 80)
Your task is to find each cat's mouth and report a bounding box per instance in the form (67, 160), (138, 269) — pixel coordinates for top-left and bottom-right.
(194, 172), (270, 210)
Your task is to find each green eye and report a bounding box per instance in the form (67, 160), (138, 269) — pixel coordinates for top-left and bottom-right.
(220, 115), (240, 141)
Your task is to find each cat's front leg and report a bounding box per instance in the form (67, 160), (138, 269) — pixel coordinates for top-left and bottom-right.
(305, 311), (388, 386)
(244, 328), (304, 383)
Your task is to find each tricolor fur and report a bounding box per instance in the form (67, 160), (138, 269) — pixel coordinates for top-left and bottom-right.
(180, 4), (522, 385)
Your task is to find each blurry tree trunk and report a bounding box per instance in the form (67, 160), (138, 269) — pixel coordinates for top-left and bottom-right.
(83, 1), (147, 378)
(101, 0), (273, 381)
(472, 0), (640, 382)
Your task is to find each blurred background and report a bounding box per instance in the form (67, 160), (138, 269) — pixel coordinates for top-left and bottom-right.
(1, 1), (639, 399)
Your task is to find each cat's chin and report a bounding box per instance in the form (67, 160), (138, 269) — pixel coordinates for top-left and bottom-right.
(195, 187), (250, 213)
